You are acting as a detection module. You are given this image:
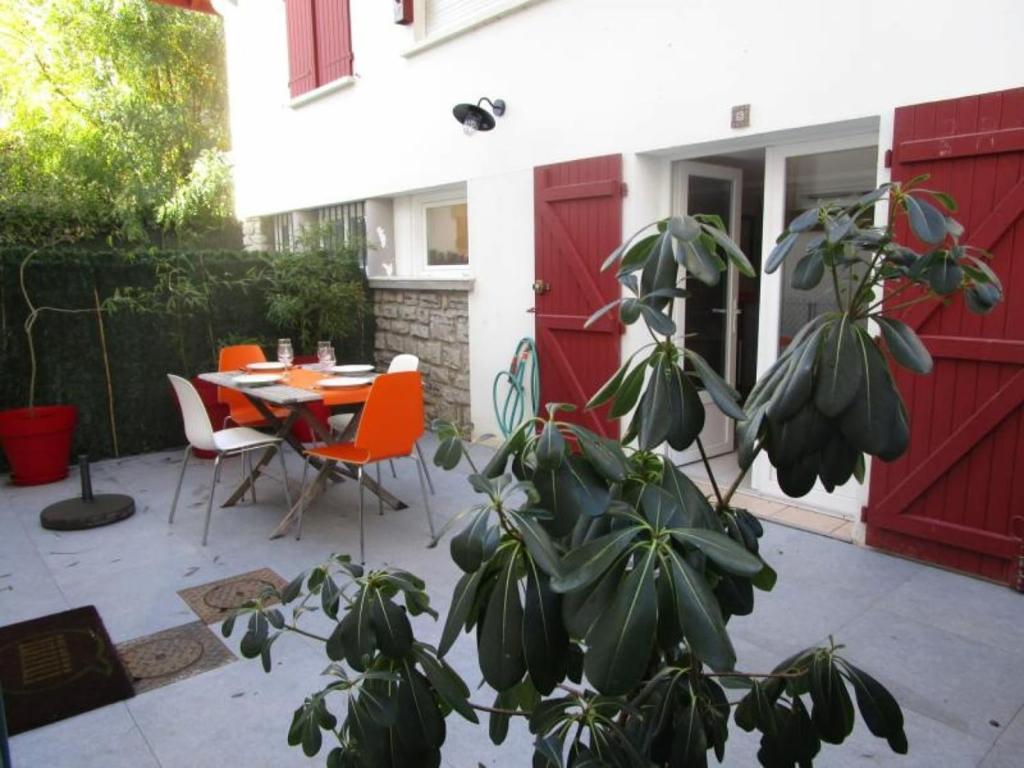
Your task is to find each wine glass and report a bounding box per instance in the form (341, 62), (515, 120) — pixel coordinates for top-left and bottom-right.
(277, 338), (294, 370)
(316, 341), (330, 369)
(322, 345), (336, 369)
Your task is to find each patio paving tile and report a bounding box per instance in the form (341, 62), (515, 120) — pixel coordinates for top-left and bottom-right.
(837, 607), (1024, 743)
(4, 434), (1024, 767)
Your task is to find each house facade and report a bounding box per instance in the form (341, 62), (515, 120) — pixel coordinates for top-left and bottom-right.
(210, 0), (1024, 586)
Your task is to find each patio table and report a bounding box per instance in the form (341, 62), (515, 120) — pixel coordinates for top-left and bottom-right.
(198, 367), (407, 538)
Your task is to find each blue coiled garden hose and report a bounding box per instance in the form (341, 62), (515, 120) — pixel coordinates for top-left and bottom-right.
(492, 337), (539, 437)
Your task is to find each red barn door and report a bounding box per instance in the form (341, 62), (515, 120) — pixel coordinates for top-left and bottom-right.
(534, 155), (623, 438)
(864, 88), (1024, 588)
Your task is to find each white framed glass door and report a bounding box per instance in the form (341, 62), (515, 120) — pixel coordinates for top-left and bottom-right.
(751, 134), (881, 517)
(667, 161), (742, 465)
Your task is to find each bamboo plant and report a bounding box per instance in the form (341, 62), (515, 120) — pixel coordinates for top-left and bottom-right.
(224, 177), (1002, 767)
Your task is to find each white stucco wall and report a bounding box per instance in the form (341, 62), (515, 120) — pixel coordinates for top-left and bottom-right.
(216, 0), (1024, 443)
(219, 0), (1023, 216)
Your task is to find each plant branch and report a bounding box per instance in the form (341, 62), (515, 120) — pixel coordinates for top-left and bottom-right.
(469, 701), (529, 717)
(716, 443), (762, 512)
(695, 438), (725, 508)
(284, 624), (330, 644)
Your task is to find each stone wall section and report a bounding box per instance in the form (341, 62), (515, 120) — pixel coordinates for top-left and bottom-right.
(373, 288), (471, 432)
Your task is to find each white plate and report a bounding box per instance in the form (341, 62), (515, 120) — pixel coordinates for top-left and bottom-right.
(246, 361), (286, 372)
(233, 373), (284, 386)
(318, 376), (372, 388)
(329, 364), (375, 374)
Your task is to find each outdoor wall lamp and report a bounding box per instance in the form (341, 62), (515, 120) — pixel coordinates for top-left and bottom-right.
(453, 97), (506, 135)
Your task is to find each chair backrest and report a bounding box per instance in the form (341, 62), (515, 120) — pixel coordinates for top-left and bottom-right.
(388, 353), (420, 373)
(168, 374), (217, 452)
(354, 371), (424, 461)
(218, 345), (267, 410)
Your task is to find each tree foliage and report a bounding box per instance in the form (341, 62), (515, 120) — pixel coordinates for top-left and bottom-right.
(0, 0), (231, 243)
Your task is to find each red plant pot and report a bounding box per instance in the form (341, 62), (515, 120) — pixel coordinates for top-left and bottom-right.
(0, 405), (78, 486)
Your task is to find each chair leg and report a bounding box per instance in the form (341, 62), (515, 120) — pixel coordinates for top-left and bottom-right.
(246, 452), (258, 504)
(358, 466), (366, 565)
(169, 446), (192, 524)
(415, 441), (436, 495)
(296, 457), (310, 541)
(203, 455), (224, 547)
(277, 445), (292, 511)
(389, 459), (397, 479)
(413, 456), (437, 542)
(376, 463), (384, 516)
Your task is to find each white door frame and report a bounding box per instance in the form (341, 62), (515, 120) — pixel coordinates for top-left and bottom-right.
(669, 160), (743, 463)
(751, 132), (881, 517)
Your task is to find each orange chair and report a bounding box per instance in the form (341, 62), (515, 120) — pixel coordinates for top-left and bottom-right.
(296, 371), (435, 562)
(217, 345), (289, 428)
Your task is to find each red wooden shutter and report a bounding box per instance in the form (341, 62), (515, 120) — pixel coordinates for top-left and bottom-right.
(864, 88), (1024, 588)
(313, 0), (354, 83)
(534, 155), (624, 439)
(285, 0), (317, 97)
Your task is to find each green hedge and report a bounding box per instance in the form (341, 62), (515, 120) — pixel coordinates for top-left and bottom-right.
(0, 247), (374, 465)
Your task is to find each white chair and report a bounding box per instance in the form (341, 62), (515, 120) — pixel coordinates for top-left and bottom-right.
(168, 374), (292, 545)
(327, 354), (435, 494)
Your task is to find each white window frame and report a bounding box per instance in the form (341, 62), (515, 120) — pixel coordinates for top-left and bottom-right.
(405, 0), (548, 57)
(413, 188), (470, 275)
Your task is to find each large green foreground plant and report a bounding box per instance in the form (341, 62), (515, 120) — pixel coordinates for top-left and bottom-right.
(225, 179), (1001, 767)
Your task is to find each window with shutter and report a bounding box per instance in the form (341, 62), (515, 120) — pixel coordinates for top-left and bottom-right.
(418, 0), (542, 41)
(285, 0), (353, 99)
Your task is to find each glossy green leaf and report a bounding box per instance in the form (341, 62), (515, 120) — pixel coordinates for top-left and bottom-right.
(610, 358), (648, 418)
(789, 206), (821, 233)
(509, 510), (562, 578)
(670, 703), (708, 768)
(584, 546), (658, 695)
(792, 249), (825, 289)
(561, 554), (628, 638)
(523, 561), (569, 695)
(640, 232), (678, 311)
(927, 257), (962, 295)
(765, 231), (800, 273)
(666, 365), (705, 451)
(413, 646), (478, 724)
(838, 660), (908, 754)
(684, 349), (745, 420)
(450, 507), (492, 573)
(678, 237), (721, 286)
(668, 215), (701, 241)
(639, 303), (676, 336)
(568, 425), (629, 482)
(433, 436), (463, 470)
(438, 567), (484, 657)
(616, 233), (659, 276)
(551, 526), (642, 594)
(639, 484), (683, 531)
(876, 316), (932, 374)
(638, 354), (672, 450)
(810, 654), (855, 744)
(669, 529), (764, 577)
(533, 456), (611, 537)
(663, 548), (735, 671)
(814, 318), (862, 418)
(371, 592), (413, 659)
(479, 547), (526, 690)
(703, 221), (756, 277)
(766, 327), (822, 422)
(903, 194), (947, 244)
(536, 422), (568, 470)
(839, 330), (909, 461)
(399, 663), (446, 750)
(659, 460), (718, 529)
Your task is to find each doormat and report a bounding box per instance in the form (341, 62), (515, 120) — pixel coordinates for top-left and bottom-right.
(116, 622), (235, 694)
(0, 606), (134, 735)
(177, 568), (287, 625)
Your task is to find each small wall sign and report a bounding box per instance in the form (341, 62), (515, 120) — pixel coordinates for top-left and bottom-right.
(731, 104), (751, 129)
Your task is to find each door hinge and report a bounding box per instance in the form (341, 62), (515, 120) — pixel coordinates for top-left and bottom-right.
(884, 149), (893, 168)
(1012, 516), (1024, 592)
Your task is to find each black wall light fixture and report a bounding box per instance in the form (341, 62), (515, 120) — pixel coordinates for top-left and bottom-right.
(453, 97), (506, 135)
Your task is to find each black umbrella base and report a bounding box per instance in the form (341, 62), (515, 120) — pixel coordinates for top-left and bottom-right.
(41, 494), (135, 531)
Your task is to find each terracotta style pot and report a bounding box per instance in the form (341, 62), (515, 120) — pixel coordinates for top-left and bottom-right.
(0, 405), (78, 486)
